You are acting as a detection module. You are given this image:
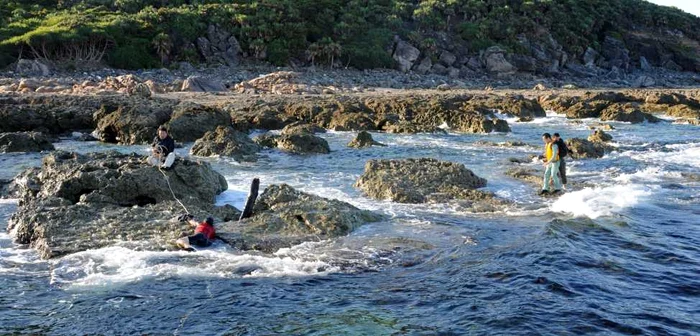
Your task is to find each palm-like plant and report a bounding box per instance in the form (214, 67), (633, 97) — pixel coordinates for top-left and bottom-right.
(152, 33), (172, 66)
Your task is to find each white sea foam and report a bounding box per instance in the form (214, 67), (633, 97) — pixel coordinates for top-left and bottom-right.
(614, 167), (682, 184)
(622, 142), (700, 168)
(50, 246), (337, 289)
(550, 184), (653, 219)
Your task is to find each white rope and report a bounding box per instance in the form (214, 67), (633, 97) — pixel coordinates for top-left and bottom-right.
(158, 166), (190, 214)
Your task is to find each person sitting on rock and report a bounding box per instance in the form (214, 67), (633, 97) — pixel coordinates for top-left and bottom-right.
(148, 125), (176, 169)
(539, 132), (562, 196)
(175, 214), (216, 250)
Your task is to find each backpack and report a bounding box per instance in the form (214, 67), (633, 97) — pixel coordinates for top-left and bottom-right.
(557, 139), (568, 158)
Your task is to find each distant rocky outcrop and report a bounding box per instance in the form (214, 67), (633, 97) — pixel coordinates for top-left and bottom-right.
(190, 126), (260, 162)
(355, 158), (495, 205)
(216, 184), (383, 252)
(0, 132), (54, 153)
(180, 76), (226, 92)
(7, 151), (232, 259)
(196, 24), (243, 66)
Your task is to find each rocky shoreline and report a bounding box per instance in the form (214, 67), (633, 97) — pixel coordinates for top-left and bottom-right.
(1, 67), (699, 259)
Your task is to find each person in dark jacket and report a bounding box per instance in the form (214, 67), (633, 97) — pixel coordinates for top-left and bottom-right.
(553, 133), (568, 190)
(175, 214), (216, 250)
(147, 125), (176, 168)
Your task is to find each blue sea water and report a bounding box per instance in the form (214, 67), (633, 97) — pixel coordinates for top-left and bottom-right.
(1, 112), (699, 335)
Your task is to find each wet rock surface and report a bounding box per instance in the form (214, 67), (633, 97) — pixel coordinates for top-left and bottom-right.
(566, 138), (611, 159)
(217, 184), (383, 253)
(348, 131), (386, 149)
(190, 126), (260, 162)
(276, 134), (330, 154)
(588, 130), (613, 143)
(7, 151), (231, 259)
(355, 158), (493, 204)
(0, 132), (55, 153)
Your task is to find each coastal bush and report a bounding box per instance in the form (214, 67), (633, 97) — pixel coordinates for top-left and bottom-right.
(0, 0), (698, 70)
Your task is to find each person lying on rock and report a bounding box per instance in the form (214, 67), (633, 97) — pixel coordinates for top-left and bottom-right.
(175, 214), (216, 250)
(147, 125), (176, 169)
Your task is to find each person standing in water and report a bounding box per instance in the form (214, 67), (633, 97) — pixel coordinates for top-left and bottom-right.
(539, 133), (562, 195)
(552, 133), (568, 190)
(148, 125), (176, 169)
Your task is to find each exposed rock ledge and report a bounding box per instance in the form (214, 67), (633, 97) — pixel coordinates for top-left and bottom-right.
(7, 151), (382, 258)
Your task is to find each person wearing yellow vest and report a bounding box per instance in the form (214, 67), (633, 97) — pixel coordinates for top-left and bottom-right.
(539, 133), (562, 195)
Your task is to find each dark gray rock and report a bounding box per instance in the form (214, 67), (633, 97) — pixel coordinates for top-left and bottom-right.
(0, 132), (54, 153)
(180, 76), (226, 92)
(217, 184), (382, 253)
(167, 102), (231, 142)
(7, 151), (231, 259)
(190, 126), (260, 162)
(392, 38), (420, 73)
(277, 134), (330, 154)
(355, 158), (492, 204)
(348, 131), (386, 148)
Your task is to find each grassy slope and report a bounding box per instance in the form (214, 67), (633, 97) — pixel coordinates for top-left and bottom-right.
(1, 0), (699, 71)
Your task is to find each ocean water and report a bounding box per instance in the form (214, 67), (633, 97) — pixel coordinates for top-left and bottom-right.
(1, 113), (699, 335)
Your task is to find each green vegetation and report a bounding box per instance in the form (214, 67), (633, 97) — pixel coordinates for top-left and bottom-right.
(1, 0), (699, 70)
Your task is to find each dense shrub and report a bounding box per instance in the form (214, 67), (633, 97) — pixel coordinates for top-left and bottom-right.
(0, 0), (698, 70)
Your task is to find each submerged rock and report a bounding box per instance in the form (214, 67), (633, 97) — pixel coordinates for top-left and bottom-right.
(355, 158), (493, 204)
(0, 132), (55, 153)
(348, 131), (386, 148)
(7, 151), (231, 259)
(190, 126), (260, 161)
(276, 134), (330, 154)
(566, 138), (611, 159)
(217, 184), (382, 252)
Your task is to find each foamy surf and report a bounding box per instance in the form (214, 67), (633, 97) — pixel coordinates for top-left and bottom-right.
(550, 184), (654, 219)
(50, 246), (338, 289)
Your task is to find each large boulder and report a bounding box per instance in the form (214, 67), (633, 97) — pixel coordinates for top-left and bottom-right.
(0, 132), (55, 153)
(392, 38), (420, 73)
(483, 46), (516, 75)
(190, 126), (260, 162)
(348, 131), (386, 149)
(216, 184), (382, 252)
(277, 134), (330, 154)
(565, 138), (611, 159)
(600, 36), (630, 70)
(355, 158), (491, 204)
(167, 102), (231, 142)
(180, 76), (226, 92)
(7, 151), (232, 259)
(93, 98), (176, 144)
(197, 24), (243, 66)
